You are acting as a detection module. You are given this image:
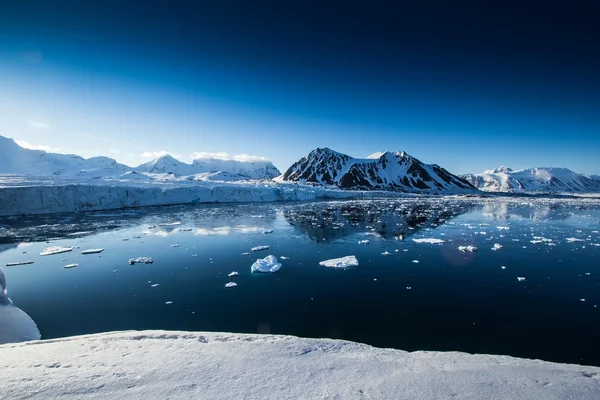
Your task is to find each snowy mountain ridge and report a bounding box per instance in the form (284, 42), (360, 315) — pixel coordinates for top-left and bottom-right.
(278, 147), (477, 194)
(464, 166), (600, 193)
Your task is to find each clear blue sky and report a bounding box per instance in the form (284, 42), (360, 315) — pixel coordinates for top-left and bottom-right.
(0, 1), (599, 175)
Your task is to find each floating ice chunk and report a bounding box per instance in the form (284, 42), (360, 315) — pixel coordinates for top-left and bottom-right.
(381, 251), (392, 256)
(81, 248), (104, 255)
(228, 271), (239, 277)
(585, 272), (591, 275)
(412, 260), (420, 263)
(412, 238), (445, 244)
(319, 256), (358, 269)
(191, 254), (198, 257)
(165, 301), (173, 304)
(406, 287), (412, 290)
(517, 277), (526, 282)
(241, 252), (250, 256)
(580, 299), (586, 302)
(40, 246), (73, 256)
(358, 240), (370, 245)
(225, 282), (238, 288)
(171, 244), (180, 248)
(160, 222), (181, 227)
(129, 257), (154, 265)
(458, 245), (478, 252)
(5, 261), (34, 267)
(251, 246), (269, 252)
(63, 263), (79, 269)
(251, 255), (282, 273)
(566, 238), (584, 243)
(151, 284), (160, 287)
(491, 243), (502, 251)
(497, 226), (510, 231)
(501, 266), (506, 269)
(280, 256), (290, 260)
(263, 230), (274, 234)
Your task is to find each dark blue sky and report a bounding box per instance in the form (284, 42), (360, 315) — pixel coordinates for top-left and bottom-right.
(1, 0), (599, 174)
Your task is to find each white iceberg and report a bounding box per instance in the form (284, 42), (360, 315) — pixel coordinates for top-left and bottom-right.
(0, 268), (41, 344)
(225, 282), (238, 288)
(251, 255), (282, 273)
(228, 271), (239, 277)
(40, 246), (73, 256)
(381, 251), (392, 256)
(458, 245), (478, 252)
(64, 263), (79, 269)
(319, 256), (359, 269)
(491, 243), (502, 251)
(81, 248), (104, 255)
(412, 238), (445, 244)
(517, 277), (526, 282)
(251, 246), (269, 252)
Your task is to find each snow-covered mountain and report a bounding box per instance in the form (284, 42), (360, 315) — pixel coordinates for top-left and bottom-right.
(278, 148), (477, 193)
(136, 154), (280, 180)
(463, 167), (600, 193)
(0, 135), (128, 177)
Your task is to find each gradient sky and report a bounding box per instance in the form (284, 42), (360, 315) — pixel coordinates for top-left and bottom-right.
(1, 1), (599, 174)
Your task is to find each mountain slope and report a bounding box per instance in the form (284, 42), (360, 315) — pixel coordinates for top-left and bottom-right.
(0, 136), (128, 177)
(463, 167), (600, 193)
(136, 154), (196, 176)
(279, 148), (477, 193)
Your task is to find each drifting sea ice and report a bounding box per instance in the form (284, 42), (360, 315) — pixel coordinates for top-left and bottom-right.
(129, 257), (154, 265)
(251, 246), (269, 252)
(225, 282), (238, 288)
(517, 277), (526, 282)
(251, 255), (282, 273)
(40, 246), (73, 256)
(412, 238), (445, 244)
(63, 263), (79, 269)
(228, 271), (239, 277)
(458, 245), (478, 252)
(492, 243), (503, 251)
(81, 248), (104, 255)
(319, 256), (359, 269)
(358, 240), (370, 245)
(5, 261), (34, 267)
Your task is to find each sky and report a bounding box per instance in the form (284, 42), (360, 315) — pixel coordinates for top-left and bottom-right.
(1, 1), (599, 175)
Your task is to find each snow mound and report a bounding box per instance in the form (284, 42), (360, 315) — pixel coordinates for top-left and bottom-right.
(251, 255), (282, 273)
(1, 330), (599, 399)
(319, 256), (359, 268)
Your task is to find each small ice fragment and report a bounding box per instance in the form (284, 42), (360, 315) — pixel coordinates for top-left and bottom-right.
(63, 263), (79, 269)
(251, 255), (282, 273)
(491, 243), (503, 251)
(580, 299), (586, 302)
(412, 260), (419, 263)
(165, 301), (173, 304)
(406, 287), (412, 290)
(5, 261), (34, 267)
(458, 245), (478, 252)
(382, 251), (391, 256)
(151, 284), (159, 287)
(228, 271), (239, 277)
(501, 266), (506, 270)
(81, 248), (104, 255)
(358, 240), (370, 245)
(319, 256), (359, 269)
(585, 272), (591, 275)
(171, 244), (180, 248)
(40, 246), (73, 256)
(251, 246), (269, 252)
(191, 254), (198, 257)
(373, 278), (377, 281)
(280, 256), (290, 260)
(497, 226), (510, 231)
(566, 237), (584, 243)
(517, 277), (526, 282)
(129, 257), (154, 265)
(225, 282), (238, 288)
(241, 252), (250, 256)
(395, 249), (399, 252)
(412, 238), (445, 244)
(263, 230), (274, 234)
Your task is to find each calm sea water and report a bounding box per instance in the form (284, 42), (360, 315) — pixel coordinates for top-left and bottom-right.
(1, 198), (599, 365)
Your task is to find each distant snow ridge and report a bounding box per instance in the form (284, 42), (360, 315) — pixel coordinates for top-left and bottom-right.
(278, 147), (477, 193)
(463, 166), (600, 193)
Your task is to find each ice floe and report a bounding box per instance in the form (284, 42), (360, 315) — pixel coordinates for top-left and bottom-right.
(412, 238), (445, 244)
(319, 256), (359, 269)
(497, 226), (510, 231)
(5, 261), (34, 267)
(458, 245), (478, 252)
(382, 251), (392, 256)
(251, 246), (269, 252)
(63, 263), (79, 269)
(566, 237), (584, 243)
(412, 260), (420, 263)
(491, 243), (502, 251)
(358, 240), (370, 245)
(81, 248), (104, 255)
(225, 282), (238, 288)
(517, 277), (526, 282)
(129, 257), (154, 265)
(251, 255), (282, 273)
(228, 271), (239, 277)
(40, 246), (73, 256)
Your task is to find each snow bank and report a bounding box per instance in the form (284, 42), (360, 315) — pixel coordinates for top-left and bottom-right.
(1, 330), (599, 400)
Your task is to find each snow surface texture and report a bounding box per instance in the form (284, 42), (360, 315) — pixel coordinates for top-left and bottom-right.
(463, 166), (600, 194)
(251, 255), (282, 273)
(1, 330), (599, 400)
(279, 147), (477, 194)
(0, 268), (41, 344)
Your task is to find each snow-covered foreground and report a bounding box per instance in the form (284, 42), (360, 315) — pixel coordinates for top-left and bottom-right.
(0, 176), (422, 216)
(1, 330), (599, 400)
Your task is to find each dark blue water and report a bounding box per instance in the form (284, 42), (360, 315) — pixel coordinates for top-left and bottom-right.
(1, 198), (599, 365)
